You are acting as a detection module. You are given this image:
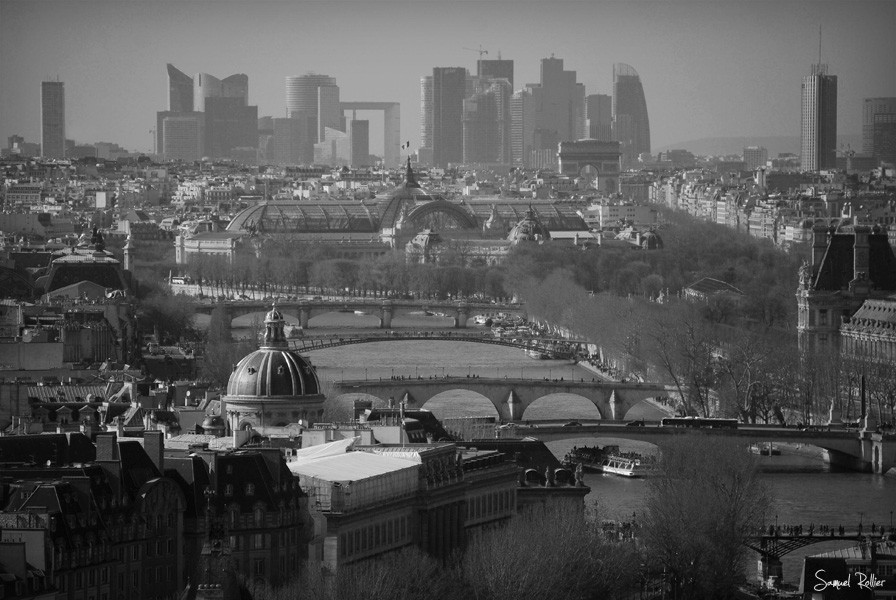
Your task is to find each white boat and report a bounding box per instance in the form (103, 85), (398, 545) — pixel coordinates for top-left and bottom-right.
(597, 456), (639, 477)
(526, 349), (548, 360)
(354, 310), (368, 315)
(473, 315), (488, 325)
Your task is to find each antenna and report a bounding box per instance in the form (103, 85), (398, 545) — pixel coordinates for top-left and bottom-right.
(817, 24), (822, 66)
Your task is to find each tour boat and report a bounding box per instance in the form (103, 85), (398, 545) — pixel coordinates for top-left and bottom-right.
(598, 456), (639, 478)
(354, 310), (368, 315)
(526, 349), (549, 359)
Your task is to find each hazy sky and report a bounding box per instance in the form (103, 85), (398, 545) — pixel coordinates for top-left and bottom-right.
(2, 0), (894, 156)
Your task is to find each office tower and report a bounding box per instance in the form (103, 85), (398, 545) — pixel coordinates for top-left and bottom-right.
(194, 72), (248, 112)
(41, 81), (65, 159)
(873, 113), (896, 165)
(204, 97), (258, 159)
(743, 146), (769, 171)
(317, 84), (343, 142)
(863, 98), (896, 155)
(510, 89), (535, 167)
(420, 76), (433, 161)
(477, 59), (513, 88)
(463, 78), (511, 164)
(167, 64), (194, 112)
(162, 114), (204, 161)
(269, 117), (310, 165)
(586, 94), (612, 141)
(349, 120), (369, 166)
(285, 74), (338, 138)
(801, 63), (837, 172)
(431, 67), (468, 167)
(612, 63), (651, 168)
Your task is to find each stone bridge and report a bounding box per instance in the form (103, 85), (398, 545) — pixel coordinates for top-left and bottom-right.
(288, 331), (585, 358)
(328, 378), (677, 421)
(504, 424), (896, 474)
(193, 299), (526, 335)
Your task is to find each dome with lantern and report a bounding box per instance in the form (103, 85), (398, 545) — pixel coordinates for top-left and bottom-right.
(222, 304), (325, 431)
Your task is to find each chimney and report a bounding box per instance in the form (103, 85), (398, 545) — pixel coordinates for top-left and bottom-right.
(812, 224), (829, 266)
(853, 225), (870, 281)
(96, 433), (119, 462)
(143, 430), (164, 473)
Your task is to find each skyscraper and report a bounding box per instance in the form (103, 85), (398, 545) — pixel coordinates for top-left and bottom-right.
(463, 78), (511, 164)
(586, 94), (612, 141)
(419, 76), (433, 164)
(431, 67), (468, 167)
(167, 64), (194, 112)
(612, 63), (650, 168)
(285, 74), (337, 137)
(510, 89), (535, 167)
(477, 59), (513, 88)
(801, 63), (837, 172)
(862, 97), (896, 155)
(41, 81), (65, 159)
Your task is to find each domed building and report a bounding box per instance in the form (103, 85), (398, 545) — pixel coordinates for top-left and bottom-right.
(222, 305), (325, 432)
(507, 207), (551, 245)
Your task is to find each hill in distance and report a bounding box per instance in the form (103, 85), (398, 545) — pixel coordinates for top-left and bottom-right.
(655, 134), (862, 158)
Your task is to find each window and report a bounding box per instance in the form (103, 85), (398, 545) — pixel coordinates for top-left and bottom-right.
(252, 534), (264, 549)
(76, 573), (83, 589)
(253, 559), (265, 576)
(246, 483), (255, 496)
(819, 309), (828, 326)
(225, 484), (234, 497)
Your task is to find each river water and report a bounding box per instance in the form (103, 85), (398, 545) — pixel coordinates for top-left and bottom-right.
(228, 312), (896, 586)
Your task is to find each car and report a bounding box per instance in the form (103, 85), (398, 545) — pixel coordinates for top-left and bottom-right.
(562, 421), (582, 427)
(626, 420), (646, 427)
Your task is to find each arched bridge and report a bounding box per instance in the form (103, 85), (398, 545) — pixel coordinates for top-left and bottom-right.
(193, 299), (526, 333)
(329, 378), (677, 421)
(289, 331), (585, 358)
(501, 424), (896, 474)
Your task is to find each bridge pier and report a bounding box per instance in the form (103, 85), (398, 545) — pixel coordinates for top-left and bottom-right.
(454, 304), (469, 329)
(380, 301), (393, 329)
(298, 302), (310, 329)
(821, 448), (872, 472)
(757, 556), (783, 585)
(219, 304), (233, 341)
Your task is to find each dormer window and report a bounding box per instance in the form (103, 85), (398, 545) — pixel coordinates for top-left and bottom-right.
(225, 484), (233, 497)
(246, 483), (255, 496)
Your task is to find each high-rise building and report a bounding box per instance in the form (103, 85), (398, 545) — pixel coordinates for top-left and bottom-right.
(863, 98), (896, 155)
(873, 113), (896, 166)
(41, 81), (65, 159)
(510, 89), (535, 167)
(586, 94), (612, 141)
(269, 117), (309, 166)
(463, 78), (511, 164)
(317, 84), (343, 142)
(431, 67), (468, 167)
(477, 59), (513, 88)
(532, 58), (586, 145)
(612, 63), (650, 168)
(162, 113), (204, 161)
(420, 76), (433, 160)
(743, 146), (769, 171)
(167, 64), (194, 112)
(800, 63), (837, 172)
(285, 74), (338, 138)
(204, 97), (258, 159)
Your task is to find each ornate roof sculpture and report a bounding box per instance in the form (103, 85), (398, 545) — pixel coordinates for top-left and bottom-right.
(507, 207), (551, 245)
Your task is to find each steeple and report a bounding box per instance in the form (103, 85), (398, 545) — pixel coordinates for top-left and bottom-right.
(405, 156), (420, 189)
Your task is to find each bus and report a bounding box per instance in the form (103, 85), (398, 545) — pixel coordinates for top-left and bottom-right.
(660, 417), (739, 429)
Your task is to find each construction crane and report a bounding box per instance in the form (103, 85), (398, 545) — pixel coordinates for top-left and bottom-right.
(463, 45), (488, 58)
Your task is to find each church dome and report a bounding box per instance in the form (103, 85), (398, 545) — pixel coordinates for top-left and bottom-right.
(225, 306), (321, 399)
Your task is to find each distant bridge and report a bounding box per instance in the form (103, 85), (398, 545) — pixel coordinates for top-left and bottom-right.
(329, 377), (676, 422)
(289, 331), (585, 357)
(499, 423), (895, 474)
(192, 298), (526, 333)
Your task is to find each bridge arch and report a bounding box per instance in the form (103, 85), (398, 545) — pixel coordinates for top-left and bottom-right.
(522, 393), (603, 421)
(405, 200), (478, 230)
(421, 389), (499, 421)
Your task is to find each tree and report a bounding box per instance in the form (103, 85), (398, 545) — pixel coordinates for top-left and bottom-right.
(642, 436), (771, 600)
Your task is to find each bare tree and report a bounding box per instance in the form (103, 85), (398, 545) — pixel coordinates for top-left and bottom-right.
(642, 435), (771, 600)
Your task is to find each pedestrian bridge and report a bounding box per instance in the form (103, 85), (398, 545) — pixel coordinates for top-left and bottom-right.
(329, 377), (677, 422)
(193, 299), (526, 333)
(502, 423), (895, 474)
(289, 331), (585, 358)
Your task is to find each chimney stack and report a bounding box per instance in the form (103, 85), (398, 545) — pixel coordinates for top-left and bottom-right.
(142, 430), (164, 473)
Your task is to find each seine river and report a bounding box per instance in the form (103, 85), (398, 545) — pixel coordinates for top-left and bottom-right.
(228, 311), (896, 585)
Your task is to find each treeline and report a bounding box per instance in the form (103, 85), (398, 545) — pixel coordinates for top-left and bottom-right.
(503, 207), (805, 328)
(519, 273), (896, 424)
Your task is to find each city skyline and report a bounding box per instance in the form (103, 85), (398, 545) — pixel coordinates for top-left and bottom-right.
(1, 0), (894, 156)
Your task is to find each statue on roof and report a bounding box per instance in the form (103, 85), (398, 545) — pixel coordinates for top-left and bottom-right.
(405, 156), (419, 188)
